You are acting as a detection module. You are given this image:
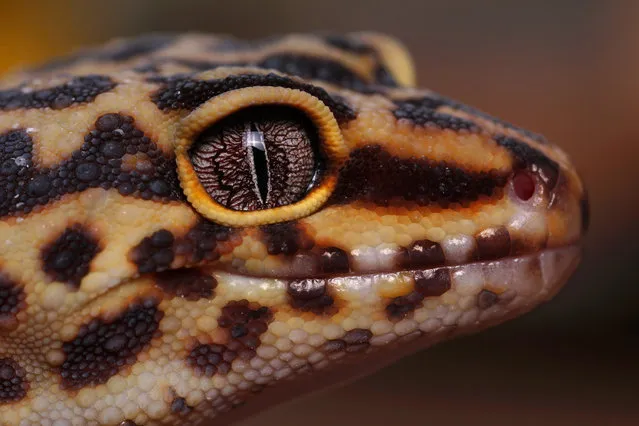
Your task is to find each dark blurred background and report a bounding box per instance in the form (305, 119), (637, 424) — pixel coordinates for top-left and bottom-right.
(2, 0), (637, 424)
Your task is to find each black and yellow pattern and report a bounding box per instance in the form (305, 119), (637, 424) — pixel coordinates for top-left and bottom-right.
(0, 33), (586, 425)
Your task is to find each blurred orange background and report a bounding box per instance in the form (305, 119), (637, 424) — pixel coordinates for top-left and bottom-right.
(1, 1), (637, 425)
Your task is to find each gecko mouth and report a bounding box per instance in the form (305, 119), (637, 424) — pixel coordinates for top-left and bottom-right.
(206, 245), (581, 321)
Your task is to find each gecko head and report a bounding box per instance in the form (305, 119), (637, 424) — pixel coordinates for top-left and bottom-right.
(0, 32), (587, 425)
(129, 34), (587, 420)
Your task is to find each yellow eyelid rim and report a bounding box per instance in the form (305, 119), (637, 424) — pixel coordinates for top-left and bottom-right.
(175, 86), (349, 227)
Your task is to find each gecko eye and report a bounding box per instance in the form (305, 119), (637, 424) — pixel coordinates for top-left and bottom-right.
(174, 86), (348, 227)
(189, 106), (320, 211)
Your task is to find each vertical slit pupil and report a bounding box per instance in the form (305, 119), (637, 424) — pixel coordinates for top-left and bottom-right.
(246, 124), (269, 204)
(191, 105), (319, 212)
(252, 145), (268, 203)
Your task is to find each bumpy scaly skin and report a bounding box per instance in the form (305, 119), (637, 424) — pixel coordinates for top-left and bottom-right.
(0, 33), (587, 425)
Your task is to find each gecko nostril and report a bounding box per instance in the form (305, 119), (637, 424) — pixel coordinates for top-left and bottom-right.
(512, 169), (536, 201)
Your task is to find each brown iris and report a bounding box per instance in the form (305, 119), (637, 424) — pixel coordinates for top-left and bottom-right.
(189, 106), (320, 211)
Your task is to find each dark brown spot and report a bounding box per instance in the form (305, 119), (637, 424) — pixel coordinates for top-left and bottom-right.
(119, 421), (138, 426)
(324, 329), (372, 354)
(415, 268), (451, 297)
(475, 226), (511, 260)
(41, 224), (101, 289)
(343, 328), (372, 345)
(0, 115), (182, 218)
(60, 298), (163, 390)
(398, 239), (445, 269)
(0, 130), (33, 215)
(394, 95), (547, 144)
(329, 145), (507, 207)
(0, 357), (28, 403)
(174, 221), (233, 265)
(322, 34), (373, 54)
(132, 221), (232, 274)
(187, 343), (228, 377)
(374, 66), (400, 88)
(477, 289), (499, 309)
(0, 130), (32, 171)
(0, 273), (25, 329)
(318, 247), (350, 274)
(287, 279), (334, 314)
(171, 396), (192, 414)
(385, 291), (424, 320)
(154, 268), (217, 301)
(261, 221), (314, 256)
(288, 279), (325, 300)
(95, 113), (122, 132)
(151, 73), (356, 123)
(188, 300), (272, 377)
(131, 229), (176, 273)
(0, 75), (116, 110)
(386, 268), (451, 320)
(393, 98), (480, 131)
(257, 54), (371, 92)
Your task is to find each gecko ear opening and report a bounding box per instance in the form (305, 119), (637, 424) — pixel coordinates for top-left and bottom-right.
(354, 32), (417, 88)
(175, 86), (349, 227)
